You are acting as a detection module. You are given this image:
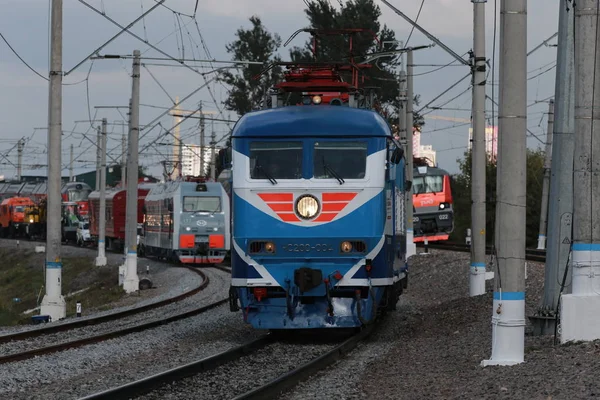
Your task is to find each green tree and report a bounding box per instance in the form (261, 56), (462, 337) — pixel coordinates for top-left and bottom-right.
(450, 149), (543, 248)
(221, 16), (283, 116)
(289, 2), (393, 107)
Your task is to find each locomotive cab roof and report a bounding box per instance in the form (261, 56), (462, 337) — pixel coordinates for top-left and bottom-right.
(232, 105), (392, 138)
(413, 165), (450, 177)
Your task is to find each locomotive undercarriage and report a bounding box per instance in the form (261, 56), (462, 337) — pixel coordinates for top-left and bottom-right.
(230, 265), (407, 329)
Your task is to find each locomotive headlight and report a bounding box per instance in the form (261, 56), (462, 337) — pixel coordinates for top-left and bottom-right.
(439, 203), (445, 209)
(265, 242), (275, 253)
(186, 226), (191, 231)
(295, 195), (319, 219)
(29, 218), (34, 223)
(312, 95), (322, 104)
(341, 241), (352, 253)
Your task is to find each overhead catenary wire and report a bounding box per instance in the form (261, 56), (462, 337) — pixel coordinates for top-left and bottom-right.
(404, 0), (426, 47)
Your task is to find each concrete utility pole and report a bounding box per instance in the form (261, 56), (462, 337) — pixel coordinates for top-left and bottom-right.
(399, 68), (410, 250)
(405, 49), (416, 258)
(95, 118), (107, 267)
(40, 0), (66, 322)
(210, 121), (216, 181)
(482, 0), (527, 366)
(398, 70), (407, 142)
(470, 0), (487, 297)
(531, 0), (575, 336)
(537, 99), (554, 250)
(560, 0), (600, 343)
(123, 98), (132, 256)
(121, 131), (127, 188)
(173, 96), (181, 178)
(199, 101), (205, 176)
(17, 139), (23, 181)
(69, 144), (73, 181)
(95, 126), (101, 191)
(123, 50), (141, 294)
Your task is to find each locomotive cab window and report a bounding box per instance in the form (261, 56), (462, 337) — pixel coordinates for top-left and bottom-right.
(249, 141), (303, 179)
(183, 196), (221, 213)
(67, 189), (90, 202)
(313, 141), (367, 179)
(413, 175), (443, 194)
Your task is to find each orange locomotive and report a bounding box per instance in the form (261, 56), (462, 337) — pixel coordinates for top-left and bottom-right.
(412, 161), (454, 242)
(0, 197), (36, 238)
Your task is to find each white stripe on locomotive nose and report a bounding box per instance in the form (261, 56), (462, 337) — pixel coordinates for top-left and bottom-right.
(232, 240), (278, 286)
(336, 235), (385, 286)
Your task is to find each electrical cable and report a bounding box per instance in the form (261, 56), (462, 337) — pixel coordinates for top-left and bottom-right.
(404, 0), (425, 47)
(411, 53), (469, 77)
(0, 32), (48, 81)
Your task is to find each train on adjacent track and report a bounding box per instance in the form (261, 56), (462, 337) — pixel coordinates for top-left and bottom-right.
(138, 180), (230, 265)
(0, 181), (93, 241)
(411, 158), (454, 242)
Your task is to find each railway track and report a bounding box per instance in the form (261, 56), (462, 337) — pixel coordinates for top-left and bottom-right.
(0, 292), (229, 365)
(0, 266), (209, 344)
(416, 241), (546, 262)
(0, 237), (233, 365)
(78, 326), (374, 400)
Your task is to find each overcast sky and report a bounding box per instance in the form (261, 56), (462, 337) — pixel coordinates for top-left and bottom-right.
(0, 0), (559, 179)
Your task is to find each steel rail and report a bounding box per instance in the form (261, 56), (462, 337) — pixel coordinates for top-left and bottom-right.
(79, 325), (374, 400)
(0, 265), (209, 343)
(416, 241), (546, 262)
(233, 325), (375, 400)
(0, 235), (230, 342)
(0, 296), (229, 364)
(77, 336), (273, 400)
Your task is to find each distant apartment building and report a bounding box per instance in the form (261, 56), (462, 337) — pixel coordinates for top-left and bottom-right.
(413, 128), (437, 166)
(181, 144), (213, 177)
(468, 126), (498, 158)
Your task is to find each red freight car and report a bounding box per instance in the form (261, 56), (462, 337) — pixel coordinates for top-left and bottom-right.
(88, 184), (155, 251)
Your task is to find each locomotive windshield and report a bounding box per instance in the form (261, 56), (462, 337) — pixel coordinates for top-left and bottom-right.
(67, 189), (91, 202)
(313, 141), (367, 179)
(250, 141), (302, 179)
(413, 175), (443, 194)
(183, 196), (221, 213)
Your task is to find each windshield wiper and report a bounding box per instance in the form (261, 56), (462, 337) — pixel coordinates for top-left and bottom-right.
(256, 164), (277, 185)
(323, 158), (344, 185)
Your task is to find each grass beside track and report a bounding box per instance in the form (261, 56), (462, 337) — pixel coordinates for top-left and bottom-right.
(0, 248), (123, 326)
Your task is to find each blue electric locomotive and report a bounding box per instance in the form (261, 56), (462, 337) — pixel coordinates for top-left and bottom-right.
(228, 105), (408, 329)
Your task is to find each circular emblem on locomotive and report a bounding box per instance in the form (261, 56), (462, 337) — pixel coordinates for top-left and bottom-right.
(196, 220), (207, 226)
(295, 194), (320, 220)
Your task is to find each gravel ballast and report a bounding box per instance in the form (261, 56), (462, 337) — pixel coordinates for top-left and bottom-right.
(281, 249), (595, 400)
(139, 341), (338, 400)
(0, 269), (251, 400)
(0, 267), (220, 357)
(0, 238), (203, 335)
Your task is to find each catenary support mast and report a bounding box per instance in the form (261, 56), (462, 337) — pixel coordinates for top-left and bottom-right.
(405, 49), (416, 258)
(532, 0), (575, 336)
(560, 0), (600, 343)
(123, 50), (141, 294)
(537, 99), (554, 250)
(482, 0), (527, 366)
(470, 0), (487, 297)
(95, 118), (108, 266)
(40, 0), (66, 322)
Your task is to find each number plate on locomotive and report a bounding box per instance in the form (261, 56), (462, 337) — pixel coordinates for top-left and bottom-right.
(282, 243), (334, 252)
